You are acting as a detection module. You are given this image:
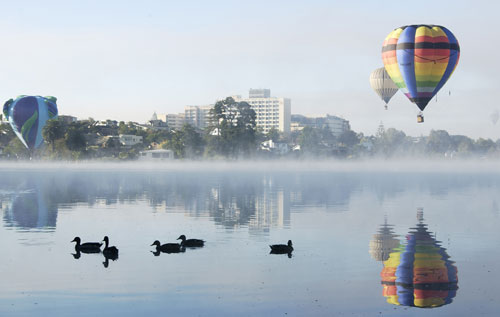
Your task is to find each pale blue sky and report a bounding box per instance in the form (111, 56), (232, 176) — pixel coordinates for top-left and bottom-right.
(0, 0), (498, 138)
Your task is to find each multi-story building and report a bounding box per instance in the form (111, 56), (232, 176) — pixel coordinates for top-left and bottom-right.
(184, 105), (213, 130)
(324, 115), (351, 136)
(157, 113), (185, 130)
(232, 89), (291, 134)
(249, 88), (271, 98)
(291, 114), (350, 137)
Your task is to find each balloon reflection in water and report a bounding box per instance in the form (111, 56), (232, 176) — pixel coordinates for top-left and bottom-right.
(369, 218), (399, 262)
(380, 209), (458, 308)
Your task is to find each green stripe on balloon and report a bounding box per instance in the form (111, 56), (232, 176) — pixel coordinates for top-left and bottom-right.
(21, 111), (38, 142)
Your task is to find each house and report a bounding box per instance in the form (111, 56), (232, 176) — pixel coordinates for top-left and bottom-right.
(260, 139), (290, 155)
(119, 134), (143, 146)
(138, 149), (174, 160)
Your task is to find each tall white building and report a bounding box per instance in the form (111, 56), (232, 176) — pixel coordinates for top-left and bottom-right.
(157, 113), (185, 130)
(233, 89), (291, 134)
(184, 105), (213, 130)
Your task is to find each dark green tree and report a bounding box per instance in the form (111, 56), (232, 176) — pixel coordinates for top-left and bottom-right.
(426, 130), (452, 154)
(181, 124), (205, 158)
(338, 130), (360, 148)
(297, 127), (322, 155)
(3, 138), (30, 159)
(42, 119), (66, 151)
(266, 127), (280, 143)
(0, 123), (16, 147)
(163, 124), (205, 158)
(65, 127), (87, 152)
(207, 97), (257, 158)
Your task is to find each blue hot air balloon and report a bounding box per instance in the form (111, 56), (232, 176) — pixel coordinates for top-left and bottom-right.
(3, 95), (58, 150)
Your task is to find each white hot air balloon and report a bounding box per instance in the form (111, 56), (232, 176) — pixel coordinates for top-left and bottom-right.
(370, 67), (399, 110)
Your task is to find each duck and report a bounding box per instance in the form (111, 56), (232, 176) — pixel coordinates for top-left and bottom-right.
(269, 240), (293, 254)
(177, 235), (205, 247)
(151, 240), (185, 254)
(102, 236), (119, 259)
(71, 237), (102, 253)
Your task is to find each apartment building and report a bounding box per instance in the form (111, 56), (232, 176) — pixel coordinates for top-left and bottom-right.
(232, 89), (291, 134)
(184, 105), (213, 130)
(291, 114), (350, 137)
(157, 113), (185, 130)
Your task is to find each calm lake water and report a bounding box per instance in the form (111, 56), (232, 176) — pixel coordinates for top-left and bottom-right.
(0, 162), (499, 316)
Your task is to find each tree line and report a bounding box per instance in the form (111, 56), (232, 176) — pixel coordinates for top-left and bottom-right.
(0, 97), (499, 160)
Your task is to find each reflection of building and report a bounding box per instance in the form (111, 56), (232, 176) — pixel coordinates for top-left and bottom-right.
(205, 176), (291, 232)
(369, 218), (399, 262)
(138, 149), (174, 160)
(250, 187), (291, 231)
(232, 89), (291, 133)
(380, 210), (458, 308)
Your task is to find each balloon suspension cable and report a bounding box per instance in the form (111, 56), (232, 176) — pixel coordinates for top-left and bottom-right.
(401, 50), (459, 63)
(384, 104), (388, 110)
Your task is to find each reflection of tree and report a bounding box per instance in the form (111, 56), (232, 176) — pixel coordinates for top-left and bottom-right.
(0, 171), (494, 233)
(380, 210), (458, 308)
(208, 178), (258, 228)
(288, 173), (357, 209)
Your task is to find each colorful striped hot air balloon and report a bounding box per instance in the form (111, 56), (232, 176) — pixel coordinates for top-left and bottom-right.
(3, 95), (58, 150)
(382, 25), (460, 122)
(380, 214), (458, 308)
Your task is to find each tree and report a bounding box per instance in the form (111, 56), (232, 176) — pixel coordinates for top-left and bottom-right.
(266, 127), (280, 143)
(181, 124), (205, 158)
(338, 130), (360, 148)
(475, 138), (496, 155)
(163, 124), (205, 158)
(207, 97), (257, 158)
(374, 128), (408, 157)
(427, 130), (452, 154)
(42, 119), (66, 151)
(0, 123), (16, 147)
(65, 127), (86, 152)
(297, 126), (322, 155)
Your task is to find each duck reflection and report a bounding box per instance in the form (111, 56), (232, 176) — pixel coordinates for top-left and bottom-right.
(103, 253), (119, 268)
(379, 208), (458, 308)
(72, 250), (82, 259)
(369, 217), (399, 262)
(71, 249), (101, 260)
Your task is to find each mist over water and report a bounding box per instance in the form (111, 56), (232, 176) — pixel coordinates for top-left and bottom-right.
(0, 161), (499, 316)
